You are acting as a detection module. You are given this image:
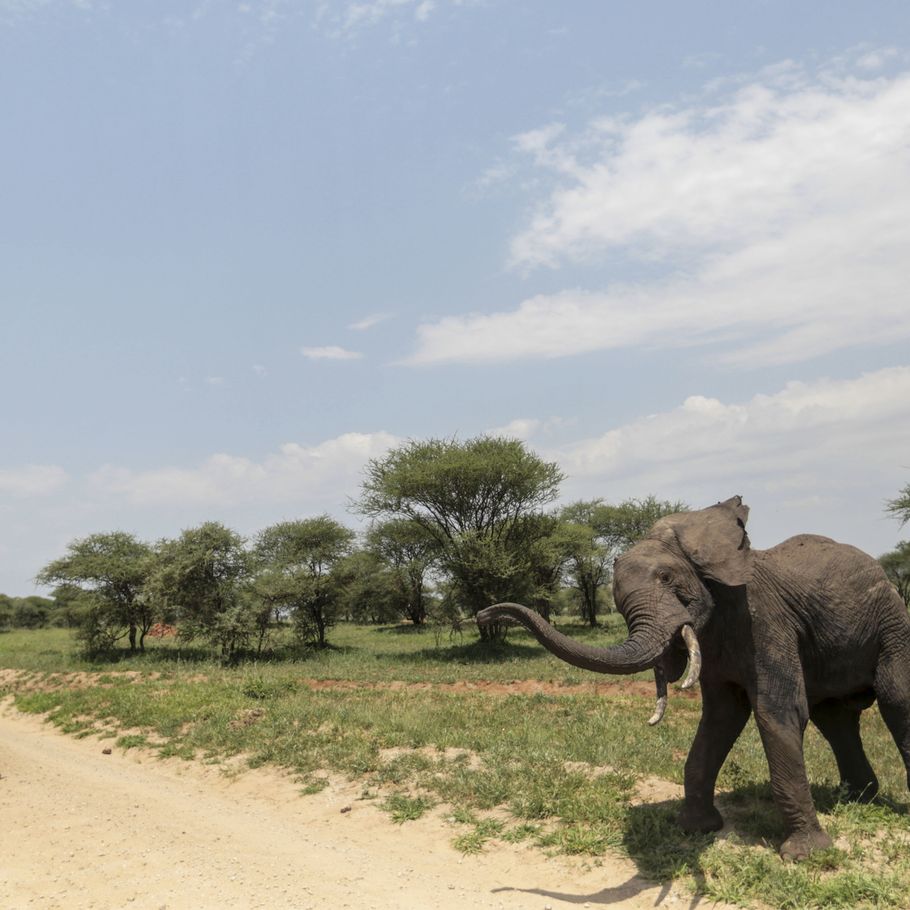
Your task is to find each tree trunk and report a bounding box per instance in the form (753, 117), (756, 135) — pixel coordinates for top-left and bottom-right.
(128, 624), (137, 652)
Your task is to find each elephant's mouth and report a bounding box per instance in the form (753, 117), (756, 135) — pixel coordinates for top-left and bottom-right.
(647, 624), (702, 726)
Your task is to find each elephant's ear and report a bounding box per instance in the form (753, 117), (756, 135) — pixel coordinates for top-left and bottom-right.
(650, 495), (752, 587)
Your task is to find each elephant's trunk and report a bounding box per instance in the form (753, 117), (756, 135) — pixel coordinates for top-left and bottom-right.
(476, 600), (701, 725)
(476, 601), (681, 676)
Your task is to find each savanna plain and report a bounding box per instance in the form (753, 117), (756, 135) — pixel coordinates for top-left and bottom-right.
(3, 621), (910, 910)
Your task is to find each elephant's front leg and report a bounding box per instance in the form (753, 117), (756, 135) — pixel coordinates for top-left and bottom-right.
(678, 681), (751, 833)
(754, 692), (833, 861)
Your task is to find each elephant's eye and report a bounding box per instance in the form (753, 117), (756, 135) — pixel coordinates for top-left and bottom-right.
(658, 570), (672, 584)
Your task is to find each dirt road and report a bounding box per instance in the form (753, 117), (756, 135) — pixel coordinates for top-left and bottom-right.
(0, 702), (714, 910)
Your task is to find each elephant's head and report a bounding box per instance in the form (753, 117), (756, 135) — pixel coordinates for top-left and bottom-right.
(476, 495), (752, 725)
(612, 495), (752, 722)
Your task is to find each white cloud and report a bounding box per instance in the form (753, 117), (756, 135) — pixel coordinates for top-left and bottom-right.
(0, 465), (68, 497)
(348, 313), (392, 331)
(408, 59), (910, 367)
(543, 366), (910, 549)
(510, 65), (910, 267)
(486, 416), (570, 441)
(205, 375), (226, 386)
(302, 345), (363, 361)
(486, 418), (541, 441)
(340, 0), (442, 31)
(856, 47), (898, 71)
(89, 432), (400, 507)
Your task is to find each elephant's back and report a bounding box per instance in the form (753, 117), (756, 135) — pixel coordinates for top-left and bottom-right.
(763, 533), (903, 623)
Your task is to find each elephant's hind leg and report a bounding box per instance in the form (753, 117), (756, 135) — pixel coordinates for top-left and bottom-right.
(810, 696), (878, 802)
(874, 652), (910, 790)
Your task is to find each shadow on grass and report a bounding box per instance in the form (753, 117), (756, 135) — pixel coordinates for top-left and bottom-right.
(373, 623), (427, 635)
(489, 797), (720, 907)
(402, 639), (548, 665)
(78, 645), (218, 665)
(78, 640), (360, 667)
(490, 784), (910, 907)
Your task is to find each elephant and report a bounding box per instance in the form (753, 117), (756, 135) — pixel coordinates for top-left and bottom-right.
(477, 496), (910, 861)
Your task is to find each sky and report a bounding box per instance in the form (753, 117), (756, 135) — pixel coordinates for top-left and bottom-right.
(2, 0), (909, 594)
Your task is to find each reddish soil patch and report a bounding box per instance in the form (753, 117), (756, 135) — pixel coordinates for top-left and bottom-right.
(1, 668), (700, 701)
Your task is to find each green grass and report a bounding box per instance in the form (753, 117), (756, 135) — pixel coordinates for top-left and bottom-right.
(3, 623), (910, 909)
(0, 617), (643, 682)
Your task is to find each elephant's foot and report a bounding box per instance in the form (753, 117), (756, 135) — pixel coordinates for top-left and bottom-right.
(779, 827), (833, 862)
(678, 803), (724, 834)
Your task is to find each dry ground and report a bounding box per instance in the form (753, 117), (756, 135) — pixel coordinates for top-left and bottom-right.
(0, 699), (726, 910)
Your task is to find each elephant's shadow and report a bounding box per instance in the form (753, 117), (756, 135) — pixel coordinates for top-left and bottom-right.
(624, 783), (910, 890)
(493, 785), (909, 907)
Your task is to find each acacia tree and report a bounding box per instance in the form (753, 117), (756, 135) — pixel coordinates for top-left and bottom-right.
(593, 495), (688, 552)
(254, 516), (354, 648)
(366, 519), (438, 625)
(36, 532), (154, 652)
(888, 483), (910, 526)
(336, 550), (402, 624)
(358, 436), (563, 637)
(523, 514), (576, 622)
(559, 500), (613, 626)
(555, 496), (688, 626)
(880, 542), (910, 608)
(148, 522), (252, 661)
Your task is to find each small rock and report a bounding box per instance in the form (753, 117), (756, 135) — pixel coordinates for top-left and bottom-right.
(102, 748), (112, 755)
(340, 805), (352, 814)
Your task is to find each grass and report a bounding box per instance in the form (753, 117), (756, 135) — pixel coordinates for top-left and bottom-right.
(3, 622), (910, 908)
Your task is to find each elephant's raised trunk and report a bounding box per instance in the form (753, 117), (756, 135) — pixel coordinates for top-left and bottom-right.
(476, 602), (677, 675)
(476, 601), (701, 724)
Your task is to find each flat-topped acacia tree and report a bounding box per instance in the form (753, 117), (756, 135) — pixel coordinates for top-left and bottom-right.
(254, 516), (355, 648)
(357, 436), (563, 637)
(37, 531), (155, 652)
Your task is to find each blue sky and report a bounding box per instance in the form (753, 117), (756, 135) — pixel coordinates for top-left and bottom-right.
(2, 0), (910, 594)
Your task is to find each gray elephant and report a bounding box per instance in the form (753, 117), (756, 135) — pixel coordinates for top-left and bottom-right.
(477, 496), (910, 861)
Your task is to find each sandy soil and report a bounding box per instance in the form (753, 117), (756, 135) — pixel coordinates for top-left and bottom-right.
(0, 700), (724, 910)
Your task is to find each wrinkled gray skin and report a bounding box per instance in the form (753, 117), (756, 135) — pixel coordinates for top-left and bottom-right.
(477, 496), (910, 861)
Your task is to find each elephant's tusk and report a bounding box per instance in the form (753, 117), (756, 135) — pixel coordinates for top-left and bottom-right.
(648, 664), (668, 726)
(679, 624), (702, 690)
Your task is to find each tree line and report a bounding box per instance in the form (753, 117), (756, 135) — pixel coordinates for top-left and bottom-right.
(1, 437), (683, 658)
(4, 438), (908, 654)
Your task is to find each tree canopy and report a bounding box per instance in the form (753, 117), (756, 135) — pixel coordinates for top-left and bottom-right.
(254, 516), (355, 647)
(148, 522), (252, 660)
(881, 541), (910, 608)
(887, 483), (910, 527)
(358, 436), (563, 631)
(36, 531), (154, 652)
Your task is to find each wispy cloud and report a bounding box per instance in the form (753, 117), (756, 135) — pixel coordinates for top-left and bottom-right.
(348, 313), (392, 331)
(340, 0), (437, 31)
(486, 416), (569, 441)
(89, 432), (399, 507)
(0, 465), (68, 497)
(0, 0), (89, 24)
(302, 345), (363, 361)
(408, 56), (910, 368)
